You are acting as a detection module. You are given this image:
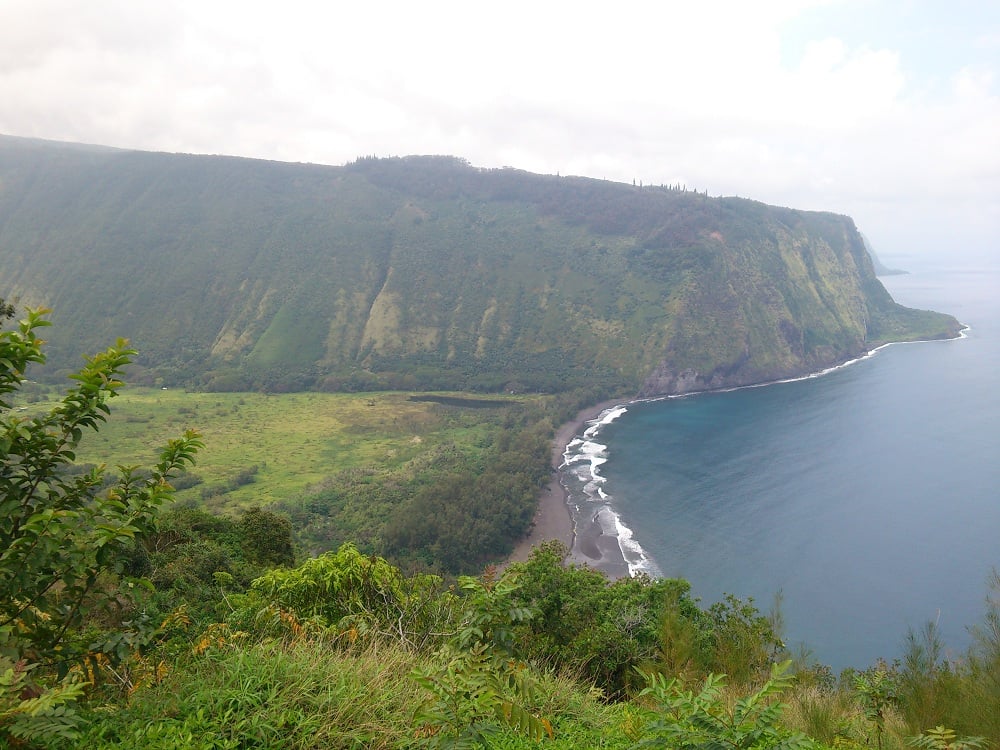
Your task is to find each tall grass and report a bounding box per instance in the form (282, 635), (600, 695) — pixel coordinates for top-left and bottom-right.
(82, 639), (426, 749)
(79, 638), (628, 750)
(782, 684), (912, 750)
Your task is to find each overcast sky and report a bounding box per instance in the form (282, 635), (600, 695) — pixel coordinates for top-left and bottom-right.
(2, 0), (998, 266)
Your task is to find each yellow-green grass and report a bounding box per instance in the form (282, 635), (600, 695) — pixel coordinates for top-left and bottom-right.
(34, 388), (528, 515)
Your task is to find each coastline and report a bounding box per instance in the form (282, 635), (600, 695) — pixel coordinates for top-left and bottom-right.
(504, 399), (632, 578)
(502, 328), (970, 580)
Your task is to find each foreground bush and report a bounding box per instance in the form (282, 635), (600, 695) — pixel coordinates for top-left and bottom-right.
(1, 307), (201, 745)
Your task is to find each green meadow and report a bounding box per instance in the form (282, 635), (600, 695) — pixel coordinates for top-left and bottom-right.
(52, 388), (531, 515)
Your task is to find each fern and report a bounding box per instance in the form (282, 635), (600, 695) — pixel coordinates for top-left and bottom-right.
(1, 658), (87, 745)
(907, 726), (987, 750)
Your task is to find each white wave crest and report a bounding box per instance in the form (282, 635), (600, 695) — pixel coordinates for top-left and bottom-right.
(559, 402), (662, 577)
(610, 506), (661, 577)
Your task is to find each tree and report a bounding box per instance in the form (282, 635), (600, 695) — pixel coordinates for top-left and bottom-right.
(855, 667), (898, 750)
(0, 307), (203, 671)
(246, 542), (451, 650)
(508, 541), (709, 697)
(239, 505), (295, 568)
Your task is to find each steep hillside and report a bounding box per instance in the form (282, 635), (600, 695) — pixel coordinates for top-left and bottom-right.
(0, 135), (961, 395)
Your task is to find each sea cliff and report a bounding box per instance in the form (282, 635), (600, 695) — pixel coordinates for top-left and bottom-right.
(0, 137), (961, 395)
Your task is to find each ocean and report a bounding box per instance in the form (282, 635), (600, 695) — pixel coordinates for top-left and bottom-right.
(560, 263), (1000, 670)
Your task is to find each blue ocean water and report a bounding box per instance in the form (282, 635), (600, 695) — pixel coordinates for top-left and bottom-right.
(564, 265), (1000, 670)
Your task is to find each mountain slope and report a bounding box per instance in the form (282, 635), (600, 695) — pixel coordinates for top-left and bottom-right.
(0, 135), (961, 395)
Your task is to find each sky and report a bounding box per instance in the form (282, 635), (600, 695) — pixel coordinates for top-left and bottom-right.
(2, 0), (998, 267)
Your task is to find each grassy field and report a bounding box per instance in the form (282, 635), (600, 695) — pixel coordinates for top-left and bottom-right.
(23, 387), (531, 515)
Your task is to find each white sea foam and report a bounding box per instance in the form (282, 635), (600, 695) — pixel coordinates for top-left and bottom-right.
(559, 403), (660, 577)
(614, 510), (661, 577)
(587, 405), (629, 433)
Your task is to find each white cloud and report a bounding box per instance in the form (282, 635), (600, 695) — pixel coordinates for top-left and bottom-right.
(0, 0), (997, 262)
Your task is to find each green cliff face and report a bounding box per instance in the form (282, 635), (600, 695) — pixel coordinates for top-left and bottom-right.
(0, 137), (961, 394)
(635, 203), (960, 396)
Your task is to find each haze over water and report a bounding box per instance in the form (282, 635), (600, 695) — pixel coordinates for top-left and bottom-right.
(589, 262), (1000, 670)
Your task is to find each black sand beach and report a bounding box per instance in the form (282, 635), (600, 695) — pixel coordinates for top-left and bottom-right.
(505, 400), (632, 578)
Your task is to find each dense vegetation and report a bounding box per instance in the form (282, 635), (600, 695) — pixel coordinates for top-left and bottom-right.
(3, 305), (997, 749)
(0, 136), (960, 398)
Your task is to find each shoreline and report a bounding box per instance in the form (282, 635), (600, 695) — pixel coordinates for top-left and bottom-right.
(504, 398), (632, 577)
(502, 329), (969, 579)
